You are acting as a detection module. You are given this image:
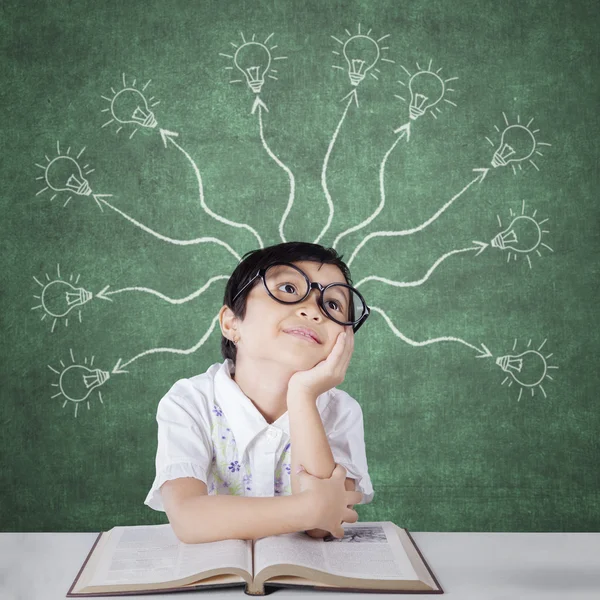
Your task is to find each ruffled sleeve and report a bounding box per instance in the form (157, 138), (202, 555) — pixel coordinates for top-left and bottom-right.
(323, 389), (375, 505)
(144, 385), (213, 512)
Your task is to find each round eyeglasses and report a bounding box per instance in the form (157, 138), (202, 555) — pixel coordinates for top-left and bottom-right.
(231, 262), (370, 333)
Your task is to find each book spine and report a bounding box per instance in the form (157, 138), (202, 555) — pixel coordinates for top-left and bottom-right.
(244, 581), (265, 595)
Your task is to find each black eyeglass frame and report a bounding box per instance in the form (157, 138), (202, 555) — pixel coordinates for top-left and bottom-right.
(231, 262), (371, 333)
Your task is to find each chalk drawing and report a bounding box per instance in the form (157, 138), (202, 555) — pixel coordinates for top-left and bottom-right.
(486, 113), (551, 174)
(497, 338), (558, 402)
(491, 200), (553, 268)
(395, 60), (458, 120)
(33, 29), (559, 411)
(220, 32), (287, 94)
(48, 349), (109, 417)
(331, 24), (395, 87)
(101, 74), (159, 138)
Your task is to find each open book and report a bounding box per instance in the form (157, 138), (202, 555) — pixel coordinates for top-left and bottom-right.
(67, 521), (443, 596)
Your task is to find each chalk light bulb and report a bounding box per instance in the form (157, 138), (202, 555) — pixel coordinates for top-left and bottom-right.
(59, 365), (110, 403)
(41, 280), (93, 318)
(234, 42), (272, 93)
(491, 216), (542, 254)
(45, 156), (91, 196)
(343, 35), (380, 86)
(496, 351), (547, 388)
(408, 71), (445, 120)
(491, 125), (536, 168)
(111, 88), (157, 128)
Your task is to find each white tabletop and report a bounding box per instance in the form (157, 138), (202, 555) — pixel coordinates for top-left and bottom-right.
(1, 532), (599, 600)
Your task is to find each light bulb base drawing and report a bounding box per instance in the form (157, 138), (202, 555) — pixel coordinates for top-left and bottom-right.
(130, 105), (157, 128)
(248, 79), (263, 94)
(143, 112), (158, 128)
(77, 178), (92, 196)
(409, 105), (425, 120)
(83, 368), (110, 388)
(409, 93), (430, 120)
(491, 148), (511, 168)
(348, 64), (365, 86)
(491, 232), (511, 249)
(68, 289), (93, 305)
(496, 355), (520, 372)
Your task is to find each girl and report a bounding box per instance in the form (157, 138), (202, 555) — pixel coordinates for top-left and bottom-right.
(144, 241), (373, 543)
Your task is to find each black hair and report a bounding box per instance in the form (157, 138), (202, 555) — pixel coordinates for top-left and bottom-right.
(220, 241), (353, 364)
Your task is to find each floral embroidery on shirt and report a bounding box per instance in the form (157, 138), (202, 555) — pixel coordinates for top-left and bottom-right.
(274, 441), (292, 495)
(209, 404), (252, 496)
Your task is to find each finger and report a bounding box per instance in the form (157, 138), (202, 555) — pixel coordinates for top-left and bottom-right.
(342, 331), (354, 364)
(342, 327), (354, 355)
(328, 332), (348, 366)
(334, 330), (352, 364)
(328, 331), (346, 357)
(344, 508), (359, 523)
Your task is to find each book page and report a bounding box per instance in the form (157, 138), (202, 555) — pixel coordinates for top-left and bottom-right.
(254, 522), (420, 581)
(86, 524), (251, 587)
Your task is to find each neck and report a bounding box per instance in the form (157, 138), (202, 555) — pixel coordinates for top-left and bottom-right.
(231, 355), (292, 424)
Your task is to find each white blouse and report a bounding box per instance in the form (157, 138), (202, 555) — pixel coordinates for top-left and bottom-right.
(144, 358), (374, 512)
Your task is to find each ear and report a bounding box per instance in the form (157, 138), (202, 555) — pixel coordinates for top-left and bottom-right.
(219, 304), (238, 341)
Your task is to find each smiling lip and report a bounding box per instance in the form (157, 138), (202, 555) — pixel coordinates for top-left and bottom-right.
(284, 328), (321, 344)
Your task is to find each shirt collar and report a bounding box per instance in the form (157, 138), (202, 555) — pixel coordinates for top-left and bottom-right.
(214, 359), (291, 461)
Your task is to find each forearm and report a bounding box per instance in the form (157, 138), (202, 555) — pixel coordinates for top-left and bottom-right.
(175, 493), (312, 544)
(288, 389), (336, 495)
(287, 388), (336, 537)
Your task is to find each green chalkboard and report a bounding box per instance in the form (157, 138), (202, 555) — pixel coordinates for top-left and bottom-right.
(1, 0), (599, 533)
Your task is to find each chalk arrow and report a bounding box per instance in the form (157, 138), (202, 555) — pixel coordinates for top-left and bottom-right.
(92, 193), (113, 211)
(473, 167), (489, 183)
(159, 128), (179, 148)
(95, 285), (113, 301)
(341, 88), (359, 107)
(112, 358), (129, 375)
(251, 96), (269, 114)
(475, 343), (493, 359)
(472, 241), (489, 256)
(393, 122), (411, 141)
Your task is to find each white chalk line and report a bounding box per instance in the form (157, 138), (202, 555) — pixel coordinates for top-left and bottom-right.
(347, 168), (489, 267)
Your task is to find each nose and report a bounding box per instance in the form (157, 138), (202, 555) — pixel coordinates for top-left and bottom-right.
(297, 288), (324, 320)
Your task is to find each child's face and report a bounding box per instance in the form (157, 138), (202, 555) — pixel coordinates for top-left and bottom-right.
(223, 260), (352, 369)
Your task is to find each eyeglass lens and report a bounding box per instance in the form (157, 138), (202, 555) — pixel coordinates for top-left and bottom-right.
(264, 264), (366, 324)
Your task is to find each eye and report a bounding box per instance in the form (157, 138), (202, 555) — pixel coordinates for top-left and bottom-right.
(278, 282), (298, 294)
(326, 300), (343, 312)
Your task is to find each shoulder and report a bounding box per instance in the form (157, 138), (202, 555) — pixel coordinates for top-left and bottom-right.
(156, 362), (223, 426)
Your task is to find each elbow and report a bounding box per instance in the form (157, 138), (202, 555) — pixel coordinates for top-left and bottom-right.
(165, 500), (198, 544)
(167, 513), (191, 544)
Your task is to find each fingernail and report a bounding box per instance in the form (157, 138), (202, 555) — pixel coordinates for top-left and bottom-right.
(296, 465), (304, 474)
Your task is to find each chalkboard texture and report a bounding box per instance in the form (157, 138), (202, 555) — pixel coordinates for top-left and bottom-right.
(1, 0), (599, 532)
